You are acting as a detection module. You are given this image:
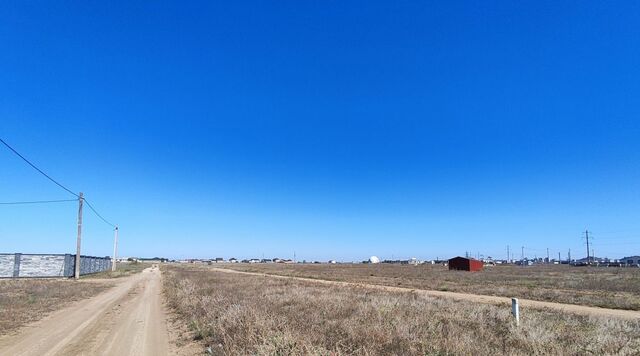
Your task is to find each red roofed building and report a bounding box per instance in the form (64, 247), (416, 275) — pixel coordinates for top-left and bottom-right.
(448, 256), (484, 272)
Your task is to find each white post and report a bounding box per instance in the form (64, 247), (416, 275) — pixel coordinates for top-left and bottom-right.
(511, 298), (520, 326)
(111, 226), (119, 272)
(75, 192), (84, 280)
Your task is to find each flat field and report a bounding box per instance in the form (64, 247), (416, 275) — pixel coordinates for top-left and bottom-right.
(0, 263), (147, 336)
(217, 263), (640, 310)
(83, 261), (148, 279)
(163, 265), (640, 355)
(0, 278), (110, 335)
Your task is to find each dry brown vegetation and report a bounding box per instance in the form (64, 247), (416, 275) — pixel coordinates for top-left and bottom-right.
(218, 263), (640, 310)
(85, 261), (148, 279)
(0, 279), (110, 335)
(163, 265), (640, 355)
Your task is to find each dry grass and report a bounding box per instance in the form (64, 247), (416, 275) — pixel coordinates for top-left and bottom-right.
(85, 261), (148, 279)
(217, 263), (640, 310)
(163, 265), (640, 355)
(0, 279), (110, 335)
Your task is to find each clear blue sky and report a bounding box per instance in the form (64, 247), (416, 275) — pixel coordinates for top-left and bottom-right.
(1, 1), (639, 261)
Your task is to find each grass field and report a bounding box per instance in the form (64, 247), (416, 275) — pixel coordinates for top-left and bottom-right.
(163, 265), (640, 355)
(216, 263), (640, 310)
(0, 263), (147, 335)
(84, 261), (148, 279)
(0, 279), (109, 335)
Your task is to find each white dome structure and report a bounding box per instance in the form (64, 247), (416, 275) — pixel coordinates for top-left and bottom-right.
(369, 256), (380, 264)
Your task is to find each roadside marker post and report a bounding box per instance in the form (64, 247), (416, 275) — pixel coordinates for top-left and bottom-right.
(512, 298), (520, 326)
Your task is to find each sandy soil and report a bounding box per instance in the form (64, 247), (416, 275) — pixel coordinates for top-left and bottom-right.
(0, 266), (170, 356)
(212, 267), (640, 320)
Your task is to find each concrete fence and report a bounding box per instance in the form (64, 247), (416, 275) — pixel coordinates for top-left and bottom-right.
(0, 253), (112, 278)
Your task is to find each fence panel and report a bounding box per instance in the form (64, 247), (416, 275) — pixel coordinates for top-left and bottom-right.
(0, 253), (112, 278)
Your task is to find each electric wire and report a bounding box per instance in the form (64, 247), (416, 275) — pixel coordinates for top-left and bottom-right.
(0, 137), (79, 197)
(1, 137), (116, 228)
(84, 199), (116, 228)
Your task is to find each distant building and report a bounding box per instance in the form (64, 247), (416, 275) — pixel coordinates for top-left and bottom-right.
(515, 259), (534, 266)
(229, 258), (238, 263)
(575, 256), (609, 265)
(622, 256), (640, 266)
(448, 257), (483, 272)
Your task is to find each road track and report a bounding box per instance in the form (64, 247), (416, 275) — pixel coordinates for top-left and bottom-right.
(212, 267), (640, 320)
(0, 266), (169, 356)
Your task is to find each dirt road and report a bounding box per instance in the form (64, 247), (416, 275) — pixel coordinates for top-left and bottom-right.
(0, 267), (169, 356)
(213, 267), (640, 320)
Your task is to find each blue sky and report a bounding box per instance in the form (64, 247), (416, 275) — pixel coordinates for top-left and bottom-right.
(1, 1), (639, 261)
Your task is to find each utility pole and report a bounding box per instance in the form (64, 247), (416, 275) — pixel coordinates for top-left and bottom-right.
(521, 246), (524, 262)
(507, 245), (510, 263)
(568, 248), (571, 262)
(558, 252), (561, 262)
(293, 251), (296, 263)
(546, 248), (549, 264)
(111, 226), (119, 272)
(584, 230), (591, 264)
(75, 192), (84, 280)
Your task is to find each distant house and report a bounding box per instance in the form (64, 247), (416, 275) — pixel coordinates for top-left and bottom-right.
(622, 256), (640, 266)
(215, 257), (224, 263)
(516, 259), (534, 266)
(575, 256), (608, 265)
(448, 257), (483, 272)
(229, 258), (238, 263)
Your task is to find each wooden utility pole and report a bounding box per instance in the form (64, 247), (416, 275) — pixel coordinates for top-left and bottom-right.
(112, 226), (119, 272)
(75, 192), (84, 280)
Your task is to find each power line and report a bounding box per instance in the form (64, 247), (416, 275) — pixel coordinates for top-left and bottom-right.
(0, 137), (79, 197)
(0, 199), (77, 205)
(84, 199), (116, 228)
(1, 137), (115, 228)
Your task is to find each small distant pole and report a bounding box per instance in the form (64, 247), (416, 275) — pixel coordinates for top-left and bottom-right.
(568, 248), (571, 262)
(507, 245), (510, 263)
(546, 248), (549, 264)
(75, 192), (84, 280)
(584, 230), (591, 264)
(558, 252), (561, 262)
(111, 226), (119, 272)
(512, 298), (520, 326)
